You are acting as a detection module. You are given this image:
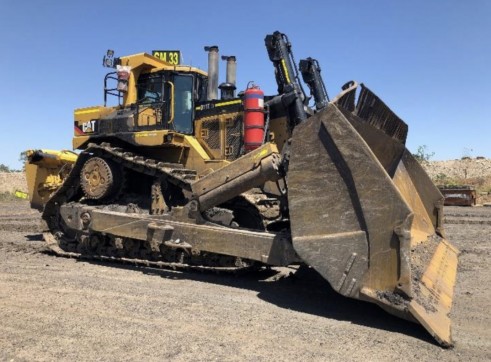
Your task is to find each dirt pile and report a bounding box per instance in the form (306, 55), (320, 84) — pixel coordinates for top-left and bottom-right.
(421, 158), (491, 204)
(423, 158), (491, 182)
(0, 172), (27, 194)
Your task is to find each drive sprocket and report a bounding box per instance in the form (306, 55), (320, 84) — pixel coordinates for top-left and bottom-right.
(80, 156), (122, 200)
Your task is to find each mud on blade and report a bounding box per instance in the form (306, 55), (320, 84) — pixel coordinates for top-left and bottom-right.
(287, 95), (458, 346)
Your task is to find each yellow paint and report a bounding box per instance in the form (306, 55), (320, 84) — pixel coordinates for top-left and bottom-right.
(115, 52), (206, 106)
(408, 238), (458, 346)
(136, 107), (158, 127)
(73, 135), (90, 149)
(268, 116), (289, 153)
(118, 52), (207, 105)
(181, 135), (229, 172)
(281, 59), (291, 84)
(194, 111), (244, 161)
(253, 148), (269, 160)
(420, 239), (458, 307)
(195, 100), (242, 111)
(215, 100), (242, 107)
(24, 156), (70, 210)
(15, 190), (28, 199)
(73, 106), (114, 135)
(250, 143), (279, 165)
(166, 81), (175, 124)
(74, 108), (101, 115)
(119, 52), (207, 77)
(26, 149), (78, 167)
(133, 131), (162, 146)
(184, 136), (210, 160)
(152, 50), (181, 65)
(135, 132), (158, 138)
(393, 161), (435, 244)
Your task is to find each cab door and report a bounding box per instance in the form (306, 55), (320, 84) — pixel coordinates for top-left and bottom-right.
(136, 72), (166, 129)
(168, 74), (194, 134)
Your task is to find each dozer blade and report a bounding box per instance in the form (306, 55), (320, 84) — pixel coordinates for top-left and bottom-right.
(287, 89), (458, 346)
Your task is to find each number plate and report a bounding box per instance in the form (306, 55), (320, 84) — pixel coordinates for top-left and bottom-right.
(152, 50), (181, 65)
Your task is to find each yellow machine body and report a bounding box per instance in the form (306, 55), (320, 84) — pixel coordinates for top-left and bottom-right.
(24, 34), (458, 346)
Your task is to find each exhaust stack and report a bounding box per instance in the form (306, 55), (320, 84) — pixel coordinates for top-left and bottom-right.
(223, 55), (236, 86)
(204, 45), (219, 100)
(219, 55), (237, 100)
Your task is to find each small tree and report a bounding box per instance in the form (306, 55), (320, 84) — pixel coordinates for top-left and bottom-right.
(0, 164), (11, 172)
(413, 145), (435, 163)
(19, 151), (28, 163)
(434, 173), (449, 185)
(19, 151), (28, 171)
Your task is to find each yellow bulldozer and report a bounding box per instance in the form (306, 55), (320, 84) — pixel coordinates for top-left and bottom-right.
(25, 31), (458, 346)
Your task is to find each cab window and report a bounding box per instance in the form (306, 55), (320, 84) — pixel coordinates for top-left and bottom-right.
(172, 74), (194, 134)
(137, 74), (164, 104)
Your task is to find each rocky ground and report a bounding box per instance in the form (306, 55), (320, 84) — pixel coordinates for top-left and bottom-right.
(0, 200), (489, 361)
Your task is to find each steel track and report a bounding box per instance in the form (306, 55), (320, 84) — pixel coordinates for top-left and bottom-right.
(41, 142), (259, 273)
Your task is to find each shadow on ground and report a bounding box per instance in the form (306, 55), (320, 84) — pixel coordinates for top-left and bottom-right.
(26, 234), (44, 241)
(22, 223), (436, 346)
(39, 245), (435, 346)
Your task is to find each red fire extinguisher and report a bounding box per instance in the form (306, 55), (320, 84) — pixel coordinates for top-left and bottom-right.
(243, 83), (265, 152)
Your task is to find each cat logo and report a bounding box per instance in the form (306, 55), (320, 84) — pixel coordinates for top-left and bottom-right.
(82, 120), (97, 133)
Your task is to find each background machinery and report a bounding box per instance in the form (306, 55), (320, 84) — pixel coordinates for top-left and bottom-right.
(25, 31), (458, 346)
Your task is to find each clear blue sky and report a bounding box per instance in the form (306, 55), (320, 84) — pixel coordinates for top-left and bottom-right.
(1, 0), (490, 169)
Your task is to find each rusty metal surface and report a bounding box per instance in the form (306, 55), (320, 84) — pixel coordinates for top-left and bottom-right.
(192, 143), (281, 211)
(438, 186), (477, 206)
(355, 84), (408, 144)
(59, 204), (297, 266)
(332, 83), (408, 144)
(287, 103), (458, 346)
(287, 104), (411, 297)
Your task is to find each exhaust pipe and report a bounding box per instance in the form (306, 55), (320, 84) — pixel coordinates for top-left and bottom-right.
(204, 45), (219, 100)
(219, 55), (237, 100)
(223, 55), (236, 86)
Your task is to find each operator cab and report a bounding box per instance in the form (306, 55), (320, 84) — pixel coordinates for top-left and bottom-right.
(101, 50), (208, 136)
(135, 71), (206, 134)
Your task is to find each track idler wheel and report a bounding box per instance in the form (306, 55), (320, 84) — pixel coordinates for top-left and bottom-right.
(80, 157), (123, 200)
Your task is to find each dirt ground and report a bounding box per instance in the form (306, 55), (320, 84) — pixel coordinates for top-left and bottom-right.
(0, 201), (489, 361)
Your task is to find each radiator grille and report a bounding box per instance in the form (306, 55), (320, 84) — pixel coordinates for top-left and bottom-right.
(202, 119), (220, 150)
(225, 115), (243, 160)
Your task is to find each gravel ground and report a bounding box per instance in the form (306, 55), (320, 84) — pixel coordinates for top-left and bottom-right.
(0, 201), (490, 361)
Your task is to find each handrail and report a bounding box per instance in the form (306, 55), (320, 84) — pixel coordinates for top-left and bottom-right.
(104, 72), (122, 107)
(165, 81), (174, 124)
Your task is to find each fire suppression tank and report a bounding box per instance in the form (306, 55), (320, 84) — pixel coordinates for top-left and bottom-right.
(243, 83), (265, 152)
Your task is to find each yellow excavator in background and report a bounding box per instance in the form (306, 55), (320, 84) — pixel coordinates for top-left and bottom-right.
(25, 31), (458, 346)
